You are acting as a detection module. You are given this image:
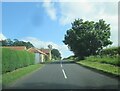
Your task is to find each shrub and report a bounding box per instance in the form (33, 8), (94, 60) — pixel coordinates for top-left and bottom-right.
(85, 55), (120, 67)
(2, 48), (35, 74)
(44, 55), (49, 62)
(101, 47), (119, 56)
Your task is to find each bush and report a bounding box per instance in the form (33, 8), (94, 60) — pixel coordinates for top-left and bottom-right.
(84, 47), (120, 67)
(44, 55), (49, 62)
(85, 55), (120, 67)
(2, 48), (35, 74)
(101, 47), (119, 56)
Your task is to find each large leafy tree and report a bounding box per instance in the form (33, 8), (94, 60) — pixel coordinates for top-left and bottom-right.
(51, 49), (61, 60)
(63, 19), (112, 59)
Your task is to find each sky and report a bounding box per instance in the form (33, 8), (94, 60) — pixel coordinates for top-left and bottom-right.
(1, 0), (119, 58)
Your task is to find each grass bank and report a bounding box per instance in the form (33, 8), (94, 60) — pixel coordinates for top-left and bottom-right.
(77, 61), (120, 76)
(76, 55), (120, 77)
(2, 64), (44, 86)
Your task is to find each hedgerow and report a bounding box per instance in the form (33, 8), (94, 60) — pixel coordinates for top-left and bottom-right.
(2, 48), (35, 74)
(85, 55), (120, 67)
(101, 47), (120, 56)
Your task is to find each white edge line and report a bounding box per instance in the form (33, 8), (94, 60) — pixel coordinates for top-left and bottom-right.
(62, 69), (67, 79)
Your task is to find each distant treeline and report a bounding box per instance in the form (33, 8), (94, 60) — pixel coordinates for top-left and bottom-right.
(1, 39), (34, 49)
(2, 48), (35, 74)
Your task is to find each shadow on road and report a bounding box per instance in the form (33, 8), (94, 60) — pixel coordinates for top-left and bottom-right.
(6, 82), (119, 90)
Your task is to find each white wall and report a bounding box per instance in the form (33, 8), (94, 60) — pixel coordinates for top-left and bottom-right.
(35, 53), (40, 64)
(35, 53), (44, 63)
(40, 54), (44, 63)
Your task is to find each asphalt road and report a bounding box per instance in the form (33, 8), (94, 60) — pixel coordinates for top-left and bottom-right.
(4, 60), (119, 89)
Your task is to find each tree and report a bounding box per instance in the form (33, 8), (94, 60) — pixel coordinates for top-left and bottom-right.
(1, 40), (7, 46)
(26, 42), (34, 49)
(63, 19), (112, 59)
(1, 38), (34, 49)
(13, 39), (34, 49)
(51, 49), (61, 60)
(1, 39), (13, 46)
(48, 44), (52, 50)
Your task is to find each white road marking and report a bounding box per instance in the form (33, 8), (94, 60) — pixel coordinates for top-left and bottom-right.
(61, 63), (63, 67)
(62, 69), (67, 79)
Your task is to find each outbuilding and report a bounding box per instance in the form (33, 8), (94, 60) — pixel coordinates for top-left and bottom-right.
(27, 47), (47, 63)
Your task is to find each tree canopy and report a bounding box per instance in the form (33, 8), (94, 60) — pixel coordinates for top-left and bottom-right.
(51, 49), (61, 60)
(63, 19), (112, 59)
(48, 44), (52, 50)
(1, 39), (34, 49)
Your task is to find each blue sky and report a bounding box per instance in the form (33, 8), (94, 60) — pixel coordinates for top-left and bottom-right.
(2, 2), (73, 58)
(2, 2), (68, 43)
(1, 1), (118, 58)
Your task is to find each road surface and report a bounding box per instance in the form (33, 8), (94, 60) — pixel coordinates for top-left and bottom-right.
(4, 60), (119, 90)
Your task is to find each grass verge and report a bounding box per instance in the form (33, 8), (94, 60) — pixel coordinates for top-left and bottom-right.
(2, 64), (44, 86)
(77, 61), (120, 76)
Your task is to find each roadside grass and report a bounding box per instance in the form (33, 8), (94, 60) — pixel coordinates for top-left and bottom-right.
(77, 61), (120, 76)
(0, 75), (1, 84)
(2, 64), (44, 86)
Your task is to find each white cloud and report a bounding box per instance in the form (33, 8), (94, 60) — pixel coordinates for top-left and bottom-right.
(0, 33), (6, 41)
(42, 0), (57, 20)
(59, 2), (95, 25)
(22, 37), (73, 58)
(59, 2), (118, 25)
(95, 9), (118, 47)
(58, 2), (118, 47)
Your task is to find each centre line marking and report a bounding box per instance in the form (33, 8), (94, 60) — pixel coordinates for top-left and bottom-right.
(62, 69), (67, 79)
(61, 64), (63, 67)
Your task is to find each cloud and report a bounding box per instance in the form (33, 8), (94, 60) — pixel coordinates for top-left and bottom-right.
(59, 2), (117, 25)
(22, 37), (73, 58)
(58, 2), (118, 47)
(59, 2), (95, 25)
(0, 33), (6, 41)
(42, 0), (57, 20)
(40, 1), (118, 47)
(94, 8), (118, 47)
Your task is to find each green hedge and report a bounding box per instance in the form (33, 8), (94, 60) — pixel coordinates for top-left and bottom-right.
(101, 47), (120, 56)
(2, 48), (35, 74)
(85, 55), (120, 67)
